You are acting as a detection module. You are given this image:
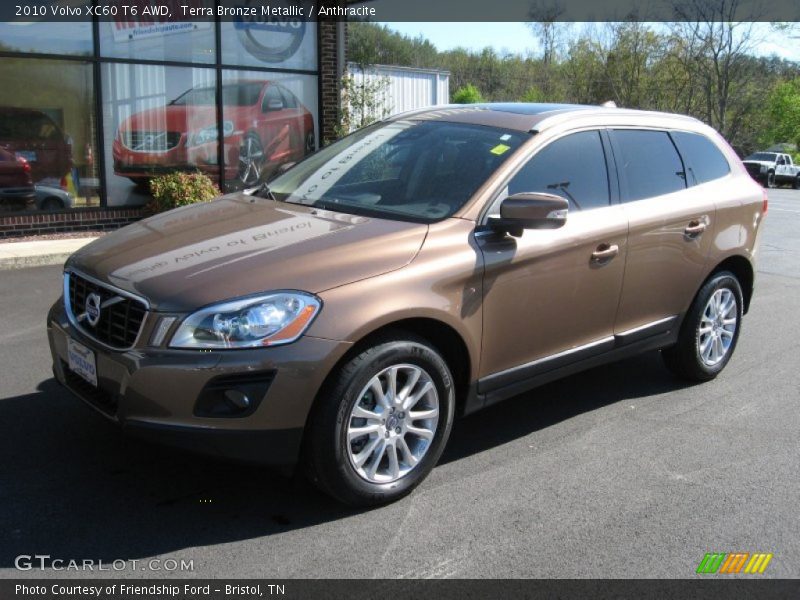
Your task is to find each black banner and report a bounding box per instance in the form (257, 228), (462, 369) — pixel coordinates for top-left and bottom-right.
(3, 579), (800, 600)
(2, 0), (799, 23)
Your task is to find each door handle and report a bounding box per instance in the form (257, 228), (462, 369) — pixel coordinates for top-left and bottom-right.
(684, 219), (707, 236)
(591, 243), (619, 262)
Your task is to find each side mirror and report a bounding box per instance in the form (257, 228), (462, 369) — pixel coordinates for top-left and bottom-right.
(489, 192), (568, 237)
(266, 98), (284, 111)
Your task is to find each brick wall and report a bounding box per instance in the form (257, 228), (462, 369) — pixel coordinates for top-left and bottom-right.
(319, 16), (346, 146)
(0, 208), (146, 239)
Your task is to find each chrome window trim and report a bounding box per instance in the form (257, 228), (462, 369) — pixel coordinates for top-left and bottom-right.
(63, 268), (150, 352)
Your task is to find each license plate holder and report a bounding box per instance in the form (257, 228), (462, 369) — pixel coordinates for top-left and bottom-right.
(67, 337), (97, 387)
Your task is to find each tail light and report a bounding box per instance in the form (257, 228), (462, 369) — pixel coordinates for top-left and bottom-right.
(17, 157), (31, 173)
(762, 189), (768, 215)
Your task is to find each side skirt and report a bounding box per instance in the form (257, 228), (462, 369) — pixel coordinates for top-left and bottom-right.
(462, 316), (680, 416)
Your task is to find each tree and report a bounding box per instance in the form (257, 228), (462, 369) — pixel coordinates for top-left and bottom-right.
(452, 84), (484, 104)
(762, 78), (800, 148)
(334, 70), (392, 139)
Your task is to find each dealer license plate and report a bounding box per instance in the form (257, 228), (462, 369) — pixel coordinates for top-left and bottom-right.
(67, 337), (97, 387)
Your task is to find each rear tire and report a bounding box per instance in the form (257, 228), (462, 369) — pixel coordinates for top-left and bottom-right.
(766, 171), (776, 188)
(41, 197), (64, 211)
(304, 333), (455, 507)
(662, 271), (743, 382)
(793, 174), (800, 190)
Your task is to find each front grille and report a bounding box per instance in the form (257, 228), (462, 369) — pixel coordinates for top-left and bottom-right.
(122, 130), (181, 152)
(66, 272), (148, 350)
(62, 361), (118, 416)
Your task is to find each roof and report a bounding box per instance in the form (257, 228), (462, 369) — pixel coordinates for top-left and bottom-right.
(388, 102), (701, 132)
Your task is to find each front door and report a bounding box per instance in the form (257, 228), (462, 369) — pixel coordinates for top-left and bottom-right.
(477, 129), (628, 393)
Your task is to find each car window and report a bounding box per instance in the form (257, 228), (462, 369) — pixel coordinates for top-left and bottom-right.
(611, 129), (686, 202)
(267, 120), (528, 223)
(0, 112), (60, 141)
(670, 131), (730, 185)
(278, 87), (297, 108)
(505, 130), (610, 211)
(262, 86), (284, 111)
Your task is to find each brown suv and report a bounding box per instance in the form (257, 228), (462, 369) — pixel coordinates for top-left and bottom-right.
(47, 104), (766, 506)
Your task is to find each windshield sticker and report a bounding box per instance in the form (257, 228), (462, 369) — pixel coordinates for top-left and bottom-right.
(490, 144), (511, 155)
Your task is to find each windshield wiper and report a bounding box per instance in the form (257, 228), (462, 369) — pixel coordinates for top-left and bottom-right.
(254, 183), (277, 201)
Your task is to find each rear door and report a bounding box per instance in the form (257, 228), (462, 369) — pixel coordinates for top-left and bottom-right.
(609, 128), (716, 339)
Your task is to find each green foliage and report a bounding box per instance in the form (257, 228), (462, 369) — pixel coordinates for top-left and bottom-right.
(522, 86), (546, 102)
(761, 79), (800, 149)
(452, 84), (484, 104)
(148, 171), (220, 213)
(334, 71), (392, 139)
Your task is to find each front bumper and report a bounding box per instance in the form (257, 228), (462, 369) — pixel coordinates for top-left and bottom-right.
(47, 299), (351, 467)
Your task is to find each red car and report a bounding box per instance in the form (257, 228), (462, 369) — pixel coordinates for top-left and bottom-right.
(0, 146), (35, 210)
(113, 80), (315, 189)
(0, 107), (73, 184)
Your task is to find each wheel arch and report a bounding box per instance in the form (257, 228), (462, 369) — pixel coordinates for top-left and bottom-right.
(706, 255), (755, 314)
(304, 317), (473, 435)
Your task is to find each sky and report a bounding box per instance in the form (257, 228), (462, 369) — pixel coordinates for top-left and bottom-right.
(385, 22), (800, 62)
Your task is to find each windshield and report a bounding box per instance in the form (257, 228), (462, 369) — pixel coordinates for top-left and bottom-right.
(171, 83), (264, 107)
(745, 152), (777, 161)
(267, 119), (528, 222)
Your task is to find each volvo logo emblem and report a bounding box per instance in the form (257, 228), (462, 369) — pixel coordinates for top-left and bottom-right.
(234, 0), (307, 64)
(85, 293), (102, 327)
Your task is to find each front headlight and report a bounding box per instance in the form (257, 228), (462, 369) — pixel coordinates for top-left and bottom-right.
(189, 121), (235, 147)
(170, 292), (321, 349)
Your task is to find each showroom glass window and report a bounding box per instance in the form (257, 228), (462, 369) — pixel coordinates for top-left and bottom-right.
(102, 64), (217, 207)
(0, 7), (321, 213)
(611, 129), (687, 201)
(506, 130), (611, 211)
(0, 57), (100, 212)
(221, 69), (318, 192)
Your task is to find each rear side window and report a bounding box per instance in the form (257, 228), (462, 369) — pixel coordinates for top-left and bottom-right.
(670, 131), (730, 185)
(611, 129), (686, 202)
(507, 130), (610, 211)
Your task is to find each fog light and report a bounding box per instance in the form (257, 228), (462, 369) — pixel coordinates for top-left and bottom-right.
(193, 371), (274, 418)
(224, 389), (250, 410)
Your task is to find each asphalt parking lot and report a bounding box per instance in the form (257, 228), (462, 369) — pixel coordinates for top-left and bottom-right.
(1, 189), (798, 579)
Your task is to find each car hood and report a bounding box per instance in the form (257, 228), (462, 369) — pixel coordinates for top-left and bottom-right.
(120, 105), (218, 132)
(67, 194), (428, 312)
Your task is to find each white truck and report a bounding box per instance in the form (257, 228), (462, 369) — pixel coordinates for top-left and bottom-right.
(742, 151), (800, 189)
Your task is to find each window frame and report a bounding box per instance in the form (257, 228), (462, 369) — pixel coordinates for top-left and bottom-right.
(479, 126), (619, 225)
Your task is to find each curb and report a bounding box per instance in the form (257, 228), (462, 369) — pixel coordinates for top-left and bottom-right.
(0, 237), (97, 270)
(0, 252), (75, 270)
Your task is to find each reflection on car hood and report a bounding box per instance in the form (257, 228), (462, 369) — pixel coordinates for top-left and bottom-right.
(67, 194), (428, 312)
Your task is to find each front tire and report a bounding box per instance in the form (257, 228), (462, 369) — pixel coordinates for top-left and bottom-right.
(766, 171), (776, 188)
(662, 271), (743, 382)
(304, 333), (455, 507)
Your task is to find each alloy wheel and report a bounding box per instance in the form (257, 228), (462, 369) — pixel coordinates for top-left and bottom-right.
(697, 288), (738, 366)
(346, 364), (439, 484)
(238, 135), (265, 186)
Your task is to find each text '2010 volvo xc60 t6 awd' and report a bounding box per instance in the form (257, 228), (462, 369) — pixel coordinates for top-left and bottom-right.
(48, 104), (766, 506)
